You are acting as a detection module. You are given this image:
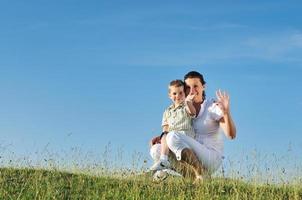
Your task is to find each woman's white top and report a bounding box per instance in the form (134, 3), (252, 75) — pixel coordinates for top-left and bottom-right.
(193, 99), (224, 155)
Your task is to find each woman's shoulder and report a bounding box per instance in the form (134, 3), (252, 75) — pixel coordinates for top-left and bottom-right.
(206, 98), (223, 120)
(205, 98), (217, 107)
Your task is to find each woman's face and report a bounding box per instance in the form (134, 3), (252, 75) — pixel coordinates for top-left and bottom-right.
(184, 77), (205, 103)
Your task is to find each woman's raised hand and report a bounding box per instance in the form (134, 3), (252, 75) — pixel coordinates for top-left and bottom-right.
(215, 89), (230, 115)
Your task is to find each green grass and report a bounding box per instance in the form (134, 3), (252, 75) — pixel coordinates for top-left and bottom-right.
(1, 168), (302, 199)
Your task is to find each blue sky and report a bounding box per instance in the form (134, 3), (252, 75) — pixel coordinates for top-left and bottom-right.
(0, 1), (302, 172)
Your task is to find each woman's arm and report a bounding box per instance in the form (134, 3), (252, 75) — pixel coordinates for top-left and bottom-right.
(216, 90), (236, 139)
(219, 110), (236, 139)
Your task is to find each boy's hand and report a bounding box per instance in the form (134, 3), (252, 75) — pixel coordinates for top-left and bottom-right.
(185, 93), (196, 103)
(150, 136), (161, 147)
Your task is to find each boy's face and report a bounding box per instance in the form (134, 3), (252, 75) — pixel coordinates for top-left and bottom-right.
(169, 85), (185, 105)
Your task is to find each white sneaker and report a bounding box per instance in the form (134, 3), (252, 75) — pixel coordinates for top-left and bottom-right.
(152, 169), (182, 182)
(193, 175), (204, 184)
(150, 159), (171, 171)
(153, 170), (168, 182)
(163, 168), (182, 177)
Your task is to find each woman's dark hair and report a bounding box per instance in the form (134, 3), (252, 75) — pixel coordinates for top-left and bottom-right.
(184, 71), (206, 100)
(184, 71), (206, 85)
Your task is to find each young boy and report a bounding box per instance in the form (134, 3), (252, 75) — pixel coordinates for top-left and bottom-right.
(150, 80), (196, 171)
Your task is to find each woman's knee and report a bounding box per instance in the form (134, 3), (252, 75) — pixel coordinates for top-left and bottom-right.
(150, 143), (161, 162)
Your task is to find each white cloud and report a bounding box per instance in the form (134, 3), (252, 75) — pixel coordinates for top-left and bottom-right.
(238, 31), (302, 62)
(290, 33), (302, 47)
(245, 31), (302, 49)
(172, 22), (248, 32)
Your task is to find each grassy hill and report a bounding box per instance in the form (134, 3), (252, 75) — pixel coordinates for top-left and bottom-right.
(1, 167), (302, 199)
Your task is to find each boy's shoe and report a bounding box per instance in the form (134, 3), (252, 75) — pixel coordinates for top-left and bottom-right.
(150, 159), (171, 171)
(193, 175), (204, 184)
(164, 168), (182, 177)
(152, 169), (182, 182)
(153, 170), (168, 182)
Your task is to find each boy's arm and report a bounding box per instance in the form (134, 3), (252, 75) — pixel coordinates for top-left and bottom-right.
(160, 125), (169, 139)
(161, 110), (169, 133)
(149, 125), (169, 147)
(185, 94), (196, 116)
(162, 125), (169, 132)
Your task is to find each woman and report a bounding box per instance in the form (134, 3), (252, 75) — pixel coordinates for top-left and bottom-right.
(150, 71), (236, 181)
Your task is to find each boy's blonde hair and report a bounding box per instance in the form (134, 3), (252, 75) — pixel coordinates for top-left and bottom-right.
(168, 80), (185, 92)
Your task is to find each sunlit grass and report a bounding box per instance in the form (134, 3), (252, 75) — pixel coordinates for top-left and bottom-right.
(1, 167), (302, 199)
(1, 144), (302, 199)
